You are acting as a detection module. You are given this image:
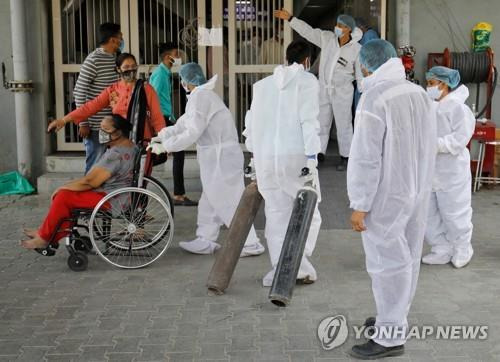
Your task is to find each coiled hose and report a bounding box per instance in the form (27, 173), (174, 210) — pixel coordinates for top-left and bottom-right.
(449, 51), (498, 118)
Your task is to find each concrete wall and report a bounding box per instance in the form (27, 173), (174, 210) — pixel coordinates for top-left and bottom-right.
(0, 0), (53, 180)
(410, 0), (500, 125)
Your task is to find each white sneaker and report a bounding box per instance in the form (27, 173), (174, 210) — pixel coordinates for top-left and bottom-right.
(240, 241), (265, 257)
(452, 246), (473, 268)
(262, 268), (276, 287)
(179, 238), (220, 255)
(422, 252), (452, 265)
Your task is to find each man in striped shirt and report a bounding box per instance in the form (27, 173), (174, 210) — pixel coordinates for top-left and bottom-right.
(73, 23), (123, 173)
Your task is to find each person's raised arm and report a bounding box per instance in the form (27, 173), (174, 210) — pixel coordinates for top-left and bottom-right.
(274, 8), (327, 48)
(48, 86), (112, 132)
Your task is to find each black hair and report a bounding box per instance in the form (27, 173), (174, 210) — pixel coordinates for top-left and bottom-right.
(111, 114), (132, 137)
(159, 42), (178, 59)
(98, 23), (121, 45)
(116, 52), (137, 69)
(286, 40), (311, 65)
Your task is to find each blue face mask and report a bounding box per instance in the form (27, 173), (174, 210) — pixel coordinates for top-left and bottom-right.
(335, 26), (344, 37)
(118, 39), (125, 53)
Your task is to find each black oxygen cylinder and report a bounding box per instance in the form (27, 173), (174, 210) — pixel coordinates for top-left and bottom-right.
(269, 167), (318, 307)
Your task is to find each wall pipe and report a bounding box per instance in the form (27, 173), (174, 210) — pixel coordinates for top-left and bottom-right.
(10, 0), (33, 180)
(396, 0), (410, 48)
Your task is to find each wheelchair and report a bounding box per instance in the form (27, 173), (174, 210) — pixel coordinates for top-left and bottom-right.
(36, 80), (175, 271)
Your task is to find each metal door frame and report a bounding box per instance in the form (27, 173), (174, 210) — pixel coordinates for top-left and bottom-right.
(52, 0), (204, 151)
(227, 0), (293, 123)
(52, 0), (129, 151)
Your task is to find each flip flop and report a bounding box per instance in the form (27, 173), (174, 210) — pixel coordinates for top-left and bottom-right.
(173, 197), (198, 206)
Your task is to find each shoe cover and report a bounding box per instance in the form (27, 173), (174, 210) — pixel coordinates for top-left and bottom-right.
(262, 257), (317, 287)
(297, 256), (317, 282)
(179, 238), (220, 255)
(452, 245), (473, 268)
(262, 268), (276, 287)
(421, 252), (452, 265)
(240, 241), (265, 257)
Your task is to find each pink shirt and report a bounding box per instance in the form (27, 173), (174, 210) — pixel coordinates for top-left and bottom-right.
(68, 80), (165, 139)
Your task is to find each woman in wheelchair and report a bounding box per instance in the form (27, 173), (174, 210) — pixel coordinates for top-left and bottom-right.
(21, 115), (136, 250)
(47, 52), (164, 139)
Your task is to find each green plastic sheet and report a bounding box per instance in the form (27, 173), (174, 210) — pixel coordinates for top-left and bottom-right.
(0, 171), (35, 195)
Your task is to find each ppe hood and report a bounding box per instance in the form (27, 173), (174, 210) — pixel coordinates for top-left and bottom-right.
(361, 58), (406, 93)
(445, 84), (469, 104)
(272, 63), (303, 90)
(192, 75), (218, 94)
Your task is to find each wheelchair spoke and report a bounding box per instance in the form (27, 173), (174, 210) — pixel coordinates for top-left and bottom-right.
(89, 187), (173, 269)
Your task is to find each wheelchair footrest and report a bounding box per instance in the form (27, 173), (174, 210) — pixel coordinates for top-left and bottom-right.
(35, 243), (59, 257)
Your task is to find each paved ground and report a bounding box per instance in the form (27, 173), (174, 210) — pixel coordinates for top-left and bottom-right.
(1, 159), (500, 361)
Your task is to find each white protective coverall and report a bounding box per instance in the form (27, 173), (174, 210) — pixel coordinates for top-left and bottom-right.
(347, 58), (437, 347)
(158, 75), (260, 247)
(424, 85), (475, 256)
(289, 17), (363, 156)
(244, 63), (322, 285)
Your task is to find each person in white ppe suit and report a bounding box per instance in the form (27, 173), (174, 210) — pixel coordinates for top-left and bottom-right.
(243, 40), (322, 287)
(274, 10), (363, 171)
(423, 66), (475, 268)
(149, 63), (265, 257)
(347, 40), (436, 359)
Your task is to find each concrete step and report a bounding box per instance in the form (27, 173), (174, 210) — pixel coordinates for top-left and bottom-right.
(39, 153), (202, 195)
(46, 153), (86, 173)
(45, 152), (200, 176)
(37, 170), (203, 196)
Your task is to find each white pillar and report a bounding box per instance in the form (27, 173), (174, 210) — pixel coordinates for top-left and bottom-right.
(211, 0), (224, 99)
(396, 0), (410, 48)
(10, 0), (33, 180)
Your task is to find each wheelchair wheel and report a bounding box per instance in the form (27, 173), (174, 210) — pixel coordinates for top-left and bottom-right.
(89, 187), (173, 269)
(143, 176), (174, 217)
(67, 251), (88, 271)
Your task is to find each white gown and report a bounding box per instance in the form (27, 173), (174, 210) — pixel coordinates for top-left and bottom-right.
(290, 17), (363, 156)
(424, 85), (475, 256)
(347, 58), (437, 347)
(158, 75), (260, 247)
(244, 63), (322, 284)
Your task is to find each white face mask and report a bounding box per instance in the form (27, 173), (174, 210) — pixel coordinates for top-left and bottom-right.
(335, 26), (344, 37)
(172, 57), (182, 67)
(304, 58), (311, 72)
(426, 85), (443, 100)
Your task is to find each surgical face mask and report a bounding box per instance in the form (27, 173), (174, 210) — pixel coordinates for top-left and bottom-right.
(120, 69), (137, 82)
(426, 85), (443, 100)
(169, 56), (182, 67)
(335, 26), (344, 37)
(118, 39), (125, 53)
(99, 129), (117, 144)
